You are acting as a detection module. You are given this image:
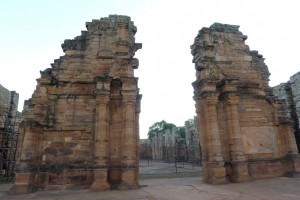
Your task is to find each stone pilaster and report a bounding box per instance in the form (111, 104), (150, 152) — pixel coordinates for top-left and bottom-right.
(202, 92), (227, 184)
(118, 92), (139, 190)
(135, 94), (142, 183)
(223, 94), (250, 182)
(195, 100), (208, 180)
(90, 83), (110, 191)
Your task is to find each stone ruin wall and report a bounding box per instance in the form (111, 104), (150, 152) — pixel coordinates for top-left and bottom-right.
(0, 85), (11, 112)
(191, 23), (300, 184)
(0, 84), (20, 180)
(12, 15), (142, 194)
(184, 118), (201, 164)
(0, 84), (20, 127)
(273, 71), (300, 152)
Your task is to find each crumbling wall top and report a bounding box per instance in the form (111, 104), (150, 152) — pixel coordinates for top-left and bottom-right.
(208, 23), (241, 34)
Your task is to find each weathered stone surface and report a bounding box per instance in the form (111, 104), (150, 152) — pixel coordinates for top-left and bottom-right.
(0, 85), (21, 126)
(191, 23), (300, 184)
(12, 15), (142, 193)
(273, 71), (300, 152)
(185, 117), (201, 163)
(0, 84), (21, 181)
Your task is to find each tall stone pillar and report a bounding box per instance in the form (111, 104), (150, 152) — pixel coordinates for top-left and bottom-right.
(135, 94), (142, 182)
(119, 91), (139, 190)
(90, 80), (110, 191)
(195, 100), (208, 180)
(282, 124), (300, 175)
(202, 93), (227, 184)
(223, 94), (250, 182)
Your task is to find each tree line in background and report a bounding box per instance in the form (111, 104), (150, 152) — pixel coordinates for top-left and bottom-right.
(140, 118), (201, 164)
(147, 120), (186, 141)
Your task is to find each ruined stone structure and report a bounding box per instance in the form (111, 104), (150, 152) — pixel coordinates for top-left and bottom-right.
(191, 23), (300, 184)
(0, 84), (20, 126)
(150, 128), (174, 161)
(0, 84), (21, 181)
(12, 15), (142, 193)
(273, 71), (300, 152)
(150, 127), (186, 162)
(184, 118), (201, 164)
(149, 119), (200, 163)
(139, 139), (151, 160)
(150, 130), (168, 161)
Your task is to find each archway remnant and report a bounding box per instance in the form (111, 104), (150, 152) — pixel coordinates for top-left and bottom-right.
(12, 15), (142, 194)
(191, 23), (300, 184)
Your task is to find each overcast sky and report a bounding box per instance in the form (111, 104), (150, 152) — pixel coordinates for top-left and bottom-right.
(1, 0), (300, 139)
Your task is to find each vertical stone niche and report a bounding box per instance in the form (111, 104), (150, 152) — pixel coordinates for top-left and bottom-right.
(191, 23), (300, 184)
(12, 15), (142, 194)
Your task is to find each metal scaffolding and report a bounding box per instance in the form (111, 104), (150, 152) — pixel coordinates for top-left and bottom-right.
(0, 109), (19, 182)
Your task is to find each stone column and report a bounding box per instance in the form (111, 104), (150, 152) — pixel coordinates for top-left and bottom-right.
(285, 125), (299, 155)
(224, 94), (251, 182)
(274, 101), (300, 175)
(118, 92), (138, 190)
(282, 124), (300, 174)
(195, 100), (209, 181)
(134, 94), (142, 182)
(202, 93), (227, 184)
(90, 93), (110, 191)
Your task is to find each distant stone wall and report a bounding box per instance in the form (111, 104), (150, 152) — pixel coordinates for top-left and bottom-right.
(0, 84), (20, 181)
(139, 139), (151, 159)
(0, 84), (19, 126)
(0, 84), (11, 111)
(273, 71), (300, 151)
(184, 118), (201, 163)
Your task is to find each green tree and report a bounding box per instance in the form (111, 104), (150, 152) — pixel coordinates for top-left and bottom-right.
(177, 126), (186, 139)
(147, 120), (176, 140)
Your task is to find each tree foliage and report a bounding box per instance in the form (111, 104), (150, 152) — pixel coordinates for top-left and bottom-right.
(147, 120), (176, 140)
(147, 120), (187, 140)
(177, 126), (186, 139)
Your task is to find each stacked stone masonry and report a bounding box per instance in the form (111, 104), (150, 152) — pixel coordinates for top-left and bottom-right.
(150, 127), (177, 161)
(273, 71), (300, 152)
(148, 119), (200, 163)
(0, 84), (20, 180)
(184, 118), (201, 164)
(12, 15), (142, 194)
(0, 84), (20, 126)
(191, 23), (300, 184)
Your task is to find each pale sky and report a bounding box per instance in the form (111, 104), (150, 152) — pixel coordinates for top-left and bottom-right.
(1, 0), (299, 139)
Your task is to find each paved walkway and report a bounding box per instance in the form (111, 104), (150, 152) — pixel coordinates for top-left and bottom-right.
(1, 177), (300, 199)
(1, 162), (300, 199)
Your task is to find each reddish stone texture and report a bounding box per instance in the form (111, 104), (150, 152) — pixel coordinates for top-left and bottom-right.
(12, 15), (142, 193)
(191, 23), (300, 184)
